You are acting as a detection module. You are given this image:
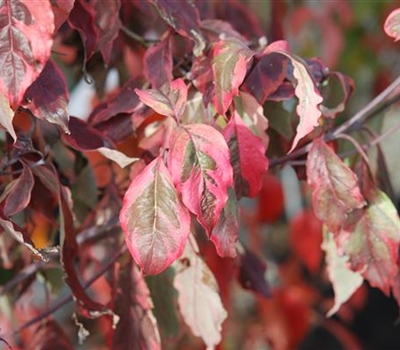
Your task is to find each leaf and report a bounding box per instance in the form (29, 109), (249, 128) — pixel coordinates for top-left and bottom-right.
(238, 247), (270, 298)
(322, 230), (363, 317)
(222, 111), (268, 198)
(242, 52), (288, 104)
(97, 148), (138, 168)
(168, 124), (233, 233)
(50, 0), (75, 31)
(0, 92), (16, 141)
(384, 8), (400, 41)
(89, 77), (143, 125)
(0, 162), (34, 217)
(212, 39), (255, 115)
(336, 190), (400, 295)
(143, 33), (173, 88)
(306, 138), (365, 233)
(174, 237), (227, 349)
(135, 79), (188, 121)
(30, 320), (74, 350)
(149, 0), (205, 56)
(23, 60), (70, 133)
(210, 187), (239, 258)
(119, 156), (191, 275)
(0, 0), (54, 108)
(112, 260), (161, 350)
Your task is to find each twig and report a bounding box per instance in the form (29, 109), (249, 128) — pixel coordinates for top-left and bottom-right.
(120, 25), (158, 48)
(13, 245), (127, 335)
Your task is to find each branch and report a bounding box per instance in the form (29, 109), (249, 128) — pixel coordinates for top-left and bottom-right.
(269, 74), (400, 168)
(13, 245), (127, 335)
(120, 25), (158, 48)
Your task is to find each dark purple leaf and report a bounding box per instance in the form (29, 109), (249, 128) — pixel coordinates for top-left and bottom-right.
(238, 248), (270, 298)
(23, 60), (70, 133)
(50, 0), (75, 31)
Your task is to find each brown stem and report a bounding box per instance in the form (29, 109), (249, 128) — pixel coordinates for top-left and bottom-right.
(12, 245), (127, 335)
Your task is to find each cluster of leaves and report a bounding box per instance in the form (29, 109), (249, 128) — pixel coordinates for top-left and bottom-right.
(1, 1), (400, 349)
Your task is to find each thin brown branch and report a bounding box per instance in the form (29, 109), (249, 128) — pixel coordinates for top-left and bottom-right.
(120, 25), (158, 48)
(12, 245), (127, 335)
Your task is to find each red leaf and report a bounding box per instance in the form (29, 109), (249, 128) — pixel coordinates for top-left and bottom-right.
(257, 173), (285, 224)
(210, 187), (239, 258)
(336, 190), (400, 295)
(120, 156), (191, 275)
(23, 60), (70, 133)
(1, 162), (34, 217)
(0, 0), (54, 108)
(168, 124), (233, 233)
(242, 52), (288, 104)
(143, 33), (173, 89)
(50, 0), (75, 31)
(384, 8), (400, 42)
(212, 39), (255, 115)
(68, 0), (121, 63)
(322, 231), (363, 317)
(149, 0), (205, 56)
(174, 237), (227, 349)
(289, 209), (323, 274)
(306, 138), (365, 233)
(89, 77), (143, 125)
(112, 260), (161, 350)
(222, 111), (268, 198)
(135, 79), (188, 121)
(30, 320), (74, 350)
(0, 92), (16, 141)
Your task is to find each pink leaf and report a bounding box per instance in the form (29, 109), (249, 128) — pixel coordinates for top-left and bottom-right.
(0, 0), (54, 108)
(174, 238), (227, 349)
(149, 0), (205, 56)
(112, 260), (161, 350)
(0, 92), (16, 141)
(168, 124), (233, 233)
(307, 138), (365, 233)
(50, 0), (75, 32)
(31, 320), (74, 350)
(336, 190), (400, 295)
(135, 79), (188, 120)
(210, 187), (239, 258)
(384, 8), (400, 42)
(143, 33), (173, 88)
(120, 156), (191, 275)
(23, 60), (70, 133)
(322, 231), (363, 317)
(222, 111), (268, 198)
(212, 39), (255, 115)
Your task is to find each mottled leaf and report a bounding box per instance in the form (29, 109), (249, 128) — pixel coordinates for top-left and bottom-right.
(307, 138), (365, 233)
(97, 148), (138, 168)
(336, 190), (400, 295)
(50, 0), (75, 31)
(30, 320), (74, 350)
(0, 0), (54, 108)
(168, 124), (233, 233)
(222, 111), (268, 198)
(149, 0), (205, 56)
(120, 156), (191, 275)
(112, 260), (161, 350)
(282, 53), (323, 152)
(243, 52), (288, 104)
(210, 187), (239, 258)
(212, 39), (255, 115)
(135, 79), (188, 121)
(238, 247), (270, 298)
(0, 92), (16, 141)
(143, 33), (173, 88)
(174, 237), (227, 349)
(384, 8), (400, 41)
(0, 162), (34, 217)
(322, 230), (363, 317)
(23, 60), (70, 133)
